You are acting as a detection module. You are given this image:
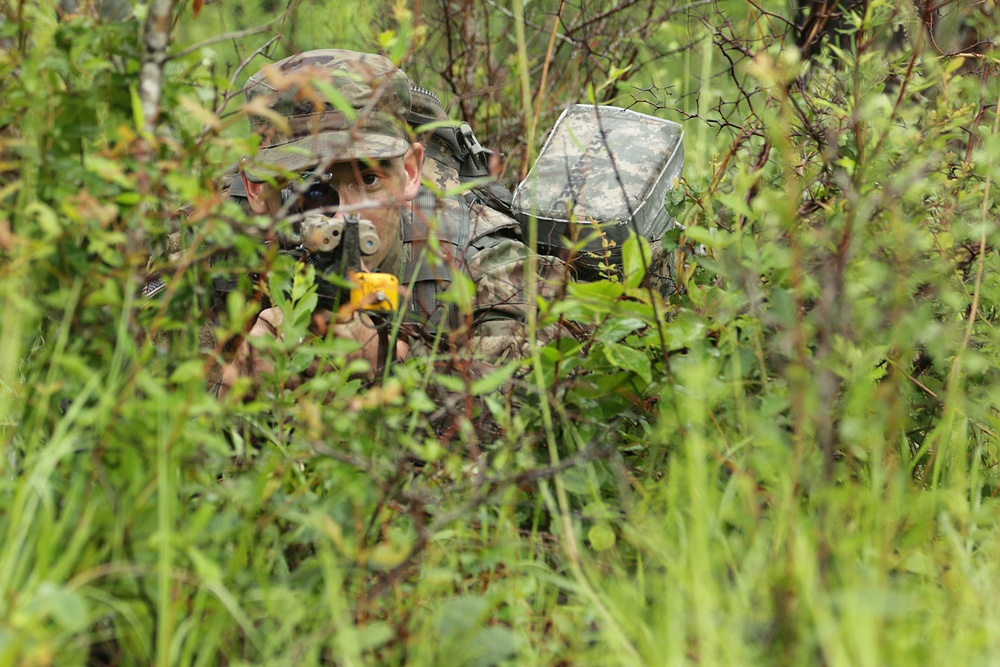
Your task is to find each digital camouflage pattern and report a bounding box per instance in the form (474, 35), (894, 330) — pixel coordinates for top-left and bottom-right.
(392, 163), (565, 362)
(242, 49), (413, 182)
(513, 104), (684, 278)
(399, 200), (565, 363)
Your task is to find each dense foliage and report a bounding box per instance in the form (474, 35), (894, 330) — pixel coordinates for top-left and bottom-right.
(3, 1), (1000, 665)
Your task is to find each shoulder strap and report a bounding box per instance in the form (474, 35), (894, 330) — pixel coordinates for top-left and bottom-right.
(401, 187), (470, 331)
(408, 84), (516, 218)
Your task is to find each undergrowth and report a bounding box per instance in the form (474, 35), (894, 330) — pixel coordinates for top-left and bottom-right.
(2, 1), (1000, 665)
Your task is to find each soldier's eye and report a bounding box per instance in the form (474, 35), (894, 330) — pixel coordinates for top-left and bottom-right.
(361, 172), (380, 187)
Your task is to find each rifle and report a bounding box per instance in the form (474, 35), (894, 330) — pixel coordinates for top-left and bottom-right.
(279, 211), (402, 375)
(286, 212), (399, 316)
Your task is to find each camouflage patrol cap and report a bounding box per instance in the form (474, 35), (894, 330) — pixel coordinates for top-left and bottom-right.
(242, 49), (412, 182)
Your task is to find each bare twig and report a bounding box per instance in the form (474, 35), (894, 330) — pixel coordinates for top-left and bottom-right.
(195, 35), (281, 144)
(170, 24), (279, 61)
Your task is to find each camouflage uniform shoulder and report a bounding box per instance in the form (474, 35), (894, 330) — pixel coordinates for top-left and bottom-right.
(419, 144), (519, 244)
(467, 199), (521, 247)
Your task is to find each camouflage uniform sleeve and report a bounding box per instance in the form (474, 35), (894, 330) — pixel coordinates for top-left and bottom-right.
(462, 235), (566, 362)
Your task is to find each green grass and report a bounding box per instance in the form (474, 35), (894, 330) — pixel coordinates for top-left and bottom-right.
(3, 1), (1000, 665)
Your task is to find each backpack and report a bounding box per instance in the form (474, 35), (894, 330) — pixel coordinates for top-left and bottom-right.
(511, 104), (684, 280)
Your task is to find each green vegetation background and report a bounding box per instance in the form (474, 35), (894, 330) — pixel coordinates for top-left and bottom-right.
(3, 1), (1000, 665)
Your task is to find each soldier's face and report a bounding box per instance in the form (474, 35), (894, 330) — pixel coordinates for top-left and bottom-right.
(243, 143), (424, 267)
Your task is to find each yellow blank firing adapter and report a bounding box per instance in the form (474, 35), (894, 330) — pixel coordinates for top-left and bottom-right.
(348, 271), (399, 312)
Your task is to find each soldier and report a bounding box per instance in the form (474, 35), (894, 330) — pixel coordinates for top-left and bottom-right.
(217, 49), (564, 394)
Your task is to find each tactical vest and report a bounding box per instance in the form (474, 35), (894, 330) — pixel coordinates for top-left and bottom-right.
(401, 181), (522, 333)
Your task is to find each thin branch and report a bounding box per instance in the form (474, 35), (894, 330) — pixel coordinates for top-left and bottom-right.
(170, 23), (279, 61)
(225, 34), (281, 105)
(482, 0), (577, 46)
(195, 35), (281, 144)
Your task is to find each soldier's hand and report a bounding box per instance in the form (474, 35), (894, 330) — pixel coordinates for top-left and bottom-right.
(217, 307), (408, 398)
(217, 307), (284, 398)
(312, 308), (409, 377)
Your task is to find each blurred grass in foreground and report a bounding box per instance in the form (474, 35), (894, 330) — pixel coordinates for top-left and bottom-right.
(3, 1), (1000, 665)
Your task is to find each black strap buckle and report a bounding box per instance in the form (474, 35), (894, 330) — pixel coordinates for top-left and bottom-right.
(458, 123), (488, 173)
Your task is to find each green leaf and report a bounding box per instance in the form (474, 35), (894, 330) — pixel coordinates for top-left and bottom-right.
(130, 83), (143, 131)
(25, 202), (61, 236)
(312, 80), (359, 120)
(114, 191), (141, 205)
(356, 622), (395, 651)
(438, 595), (489, 635)
(169, 360), (204, 384)
(470, 360), (521, 395)
(682, 225), (721, 248)
(187, 546), (223, 584)
(594, 317), (647, 344)
(622, 233), (651, 289)
(406, 389), (437, 413)
(553, 280), (626, 320)
(437, 271), (476, 314)
(602, 341), (652, 384)
(468, 627), (519, 667)
(560, 467), (592, 495)
(944, 56), (966, 75)
(285, 265), (318, 340)
(367, 541), (412, 570)
(84, 155), (133, 188)
(32, 583), (89, 633)
(436, 374), (466, 393)
(288, 347), (316, 376)
(664, 311), (708, 350)
(588, 523), (616, 551)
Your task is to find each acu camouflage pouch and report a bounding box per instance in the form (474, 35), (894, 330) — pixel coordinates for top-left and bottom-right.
(512, 105), (684, 280)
